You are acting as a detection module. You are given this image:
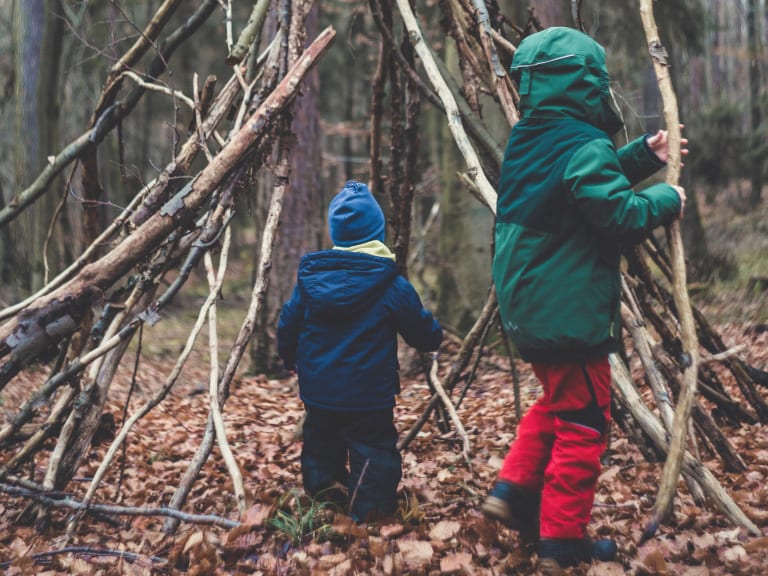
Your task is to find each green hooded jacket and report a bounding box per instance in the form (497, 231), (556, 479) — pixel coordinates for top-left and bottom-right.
(494, 27), (682, 363)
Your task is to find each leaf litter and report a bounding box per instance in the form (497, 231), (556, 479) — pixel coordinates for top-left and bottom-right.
(0, 321), (767, 575)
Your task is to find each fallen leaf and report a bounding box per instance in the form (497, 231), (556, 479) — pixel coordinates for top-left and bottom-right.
(380, 523), (406, 539)
(429, 520), (461, 541)
(319, 552), (348, 569)
(642, 549), (667, 574)
(397, 539), (433, 567)
(440, 551), (472, 574)
(587, 561), (627, 576)
(743, 536), (768, 552)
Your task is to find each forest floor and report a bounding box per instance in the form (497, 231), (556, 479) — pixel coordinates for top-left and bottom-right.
(1, 187), (768, 575)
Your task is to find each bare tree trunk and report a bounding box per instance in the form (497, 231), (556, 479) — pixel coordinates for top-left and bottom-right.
(251, 3), (322, 375)
(531, 0), (568, 27)
(748, 0), (764, 207)
(12, 0), (64, 294)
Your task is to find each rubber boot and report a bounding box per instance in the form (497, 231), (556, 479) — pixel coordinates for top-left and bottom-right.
(537, 537), (617, 575)
(481, 480), (540, 541)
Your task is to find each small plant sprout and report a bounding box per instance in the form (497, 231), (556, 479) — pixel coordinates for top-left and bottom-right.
(268, 488), (335, 546)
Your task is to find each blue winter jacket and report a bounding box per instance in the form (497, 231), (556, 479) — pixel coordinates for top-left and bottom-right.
(277, 250), (443, 411)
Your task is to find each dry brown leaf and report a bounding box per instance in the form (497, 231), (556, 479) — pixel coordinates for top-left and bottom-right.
(440, 551), (473, 574)
(642, 549), (668, 574)
(318, 552), (348, 569)
(239, 502), (271, 526)
(721, 544), (748, 566)
(396, 539), (434, 567)
(429, 519), (461, 541)
(182, 531), (205, 554)
(328, 558), (352, 576)
(586, 562), (627, 576)
(743, 535), (768, 552)
(679, 567), (711, 576)
(380, 523), (406, 539)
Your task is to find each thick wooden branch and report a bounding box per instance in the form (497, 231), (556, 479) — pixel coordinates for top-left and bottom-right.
(638, 0), (701, 536)
(0, 26), (336, 390)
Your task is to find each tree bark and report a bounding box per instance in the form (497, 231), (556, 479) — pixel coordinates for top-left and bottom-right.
(747, 0), (763, 207)
(11, 0), (64, 293)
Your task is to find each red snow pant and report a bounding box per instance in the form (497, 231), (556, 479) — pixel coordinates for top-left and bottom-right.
(498, 358), (611, 539)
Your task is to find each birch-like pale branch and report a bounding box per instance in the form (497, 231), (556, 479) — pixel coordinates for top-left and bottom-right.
(71, 218), (234, 526)
(638, 0), (701, 539)
(428, 355), (471, 466)
(0, 482), (239, 529)
(123, 70), (195, 109)
(204, 224), (247, 513)
(394, 1), (497, 213)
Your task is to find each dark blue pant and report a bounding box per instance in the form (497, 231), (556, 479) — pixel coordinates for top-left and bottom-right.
(301, 407), (402, 522)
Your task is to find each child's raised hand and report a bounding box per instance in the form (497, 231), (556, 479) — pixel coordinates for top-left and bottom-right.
(647, 124), (689, 165)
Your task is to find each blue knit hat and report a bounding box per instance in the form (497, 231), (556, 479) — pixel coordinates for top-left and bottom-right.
(328, 181), (386, 247)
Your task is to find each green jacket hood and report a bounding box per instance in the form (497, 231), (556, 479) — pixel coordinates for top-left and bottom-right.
(511, 27), (623, 135)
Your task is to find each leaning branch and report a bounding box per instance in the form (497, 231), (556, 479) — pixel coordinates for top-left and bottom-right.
(399, 285), (498, 451)
(638, 0), (701, 541)
(204, 226), (247, 513)
(610, 355), (759, 536)
(428, 354), (472, 466)
(0, 26), (337, 388)
(395, 0), (498, 212)
(0, 109), (116, 227)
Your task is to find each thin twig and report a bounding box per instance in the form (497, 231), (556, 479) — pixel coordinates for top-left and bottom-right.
(204, 223), (247, 513)
(0, 482), (238, 529)
(123, 70), (194, 109)
(428, 354), (472, 467)
(700, 345), (748, 365)
(0, 546), (168, 572)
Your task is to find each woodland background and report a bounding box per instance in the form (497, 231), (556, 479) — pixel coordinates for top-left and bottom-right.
(1, 0), (768, 574)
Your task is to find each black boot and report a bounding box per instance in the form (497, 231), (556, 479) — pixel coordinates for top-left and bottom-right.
(480, 481), (540, 541)
(537, 537), (617, 575)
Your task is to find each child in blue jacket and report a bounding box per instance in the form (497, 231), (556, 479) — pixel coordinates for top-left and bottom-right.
(277, 180), (443, 522)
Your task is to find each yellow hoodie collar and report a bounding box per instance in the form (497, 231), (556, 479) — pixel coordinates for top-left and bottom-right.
(333, 240), (395, 260)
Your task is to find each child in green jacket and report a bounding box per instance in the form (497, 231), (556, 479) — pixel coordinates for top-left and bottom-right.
(483, 27), (686, 574)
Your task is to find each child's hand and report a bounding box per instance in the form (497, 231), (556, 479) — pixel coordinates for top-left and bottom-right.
(647, 124), (689, 165)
